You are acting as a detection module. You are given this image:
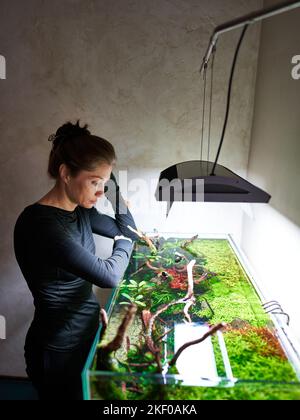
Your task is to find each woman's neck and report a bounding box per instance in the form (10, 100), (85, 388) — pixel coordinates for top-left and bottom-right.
(37, 184), (77, 211)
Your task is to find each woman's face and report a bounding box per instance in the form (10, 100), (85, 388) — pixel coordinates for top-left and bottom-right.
(65, 162), (113, 208)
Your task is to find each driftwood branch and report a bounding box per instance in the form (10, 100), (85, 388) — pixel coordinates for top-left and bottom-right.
(127, 362), (153, 368)
(169, 323), (226, 367)
(100, 304), (137, 355)
(155, 327), (175, 344)
(146, 260), (161, 271)
(182, 235), (199, 249)
(126, 336), (131, 353)
(142, 260), (197, 371)
(183, 260), (196, 322)
(186, 260), (196, 298)
(127, 225), (157, 253)
(183, 299), (196, 323)
(130, 262), (147, 277)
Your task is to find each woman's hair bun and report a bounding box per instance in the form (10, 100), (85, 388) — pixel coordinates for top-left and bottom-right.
(48, 120), (90, 148)
(55, 120), (90, 138)
(47, 119), (116, 179)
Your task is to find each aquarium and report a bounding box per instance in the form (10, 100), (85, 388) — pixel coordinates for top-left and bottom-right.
(82, 233), (300, 400)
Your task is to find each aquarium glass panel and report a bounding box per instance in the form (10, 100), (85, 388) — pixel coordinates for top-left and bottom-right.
(83, 235), (300, 400)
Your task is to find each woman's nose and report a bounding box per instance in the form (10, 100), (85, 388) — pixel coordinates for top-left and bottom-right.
(95, 190), (104, 197)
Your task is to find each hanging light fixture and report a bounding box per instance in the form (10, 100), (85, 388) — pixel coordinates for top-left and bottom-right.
(155, 0), (300, 215)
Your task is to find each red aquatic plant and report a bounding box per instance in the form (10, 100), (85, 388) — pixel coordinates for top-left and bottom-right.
(255, 327), (287, 359)
(168, 268), (211, 290)
(226, 325), (287, 360)
(167, 268), (188, 290)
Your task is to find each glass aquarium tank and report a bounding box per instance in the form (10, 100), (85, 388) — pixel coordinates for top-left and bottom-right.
(82, 233), (300, 400)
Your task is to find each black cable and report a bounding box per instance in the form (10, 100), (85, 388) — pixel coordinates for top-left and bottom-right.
(207, 45), (216, 174)
(200, 64), (208, 163)
(210, 24), (249, 176)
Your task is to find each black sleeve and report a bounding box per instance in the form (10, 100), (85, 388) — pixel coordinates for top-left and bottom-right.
(35, 215), (133, 288)
(104, 184), (140, 241)
(88, 206), (123, 239)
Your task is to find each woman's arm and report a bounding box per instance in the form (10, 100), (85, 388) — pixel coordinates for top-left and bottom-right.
(106, 191), (139, 240)
(89, 174), (140, 241)
(35, 215), (133, 288)
(88, 206), (123, 239)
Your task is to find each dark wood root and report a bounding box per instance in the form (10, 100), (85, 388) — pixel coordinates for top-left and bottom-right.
(157, 317), (172, 326)
(146, 260), (161, 271)
(147, 298), (187, 337)
(126, 336), (131, 353)
(194, 272), (209, 284)
(169, 323), (226, 367)
(126, 387), (144, 394)
(100, 304), (137, 355)
(141, 310), (152, 330)
(182, 235), (199, 249)
(121, 382), (127, 394)
(145, 336), (163, 373)
(130, 262), (147, 277)
(155, 327), (175, 344)
(127, 362), (153, 367)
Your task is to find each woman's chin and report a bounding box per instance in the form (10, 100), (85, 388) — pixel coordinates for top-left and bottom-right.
(80, 201), (96, 208)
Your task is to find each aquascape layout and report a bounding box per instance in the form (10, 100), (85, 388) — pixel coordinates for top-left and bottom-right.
(83, 233), (300, 400)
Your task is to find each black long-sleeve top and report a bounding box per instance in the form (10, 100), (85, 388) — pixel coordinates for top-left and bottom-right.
(13, 196), (138, 352)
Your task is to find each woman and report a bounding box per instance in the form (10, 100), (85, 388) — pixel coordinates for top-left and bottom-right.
(13, 120), (139, 400)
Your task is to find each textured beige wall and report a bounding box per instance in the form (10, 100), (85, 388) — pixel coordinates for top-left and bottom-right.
(242, 0), (300, 343)
(246, 0), (300, 227)
(0, 0), (262, 376)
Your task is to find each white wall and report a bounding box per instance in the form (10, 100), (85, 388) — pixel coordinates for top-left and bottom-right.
(241, 0), (300, 343)
(242, 205), (300, 342)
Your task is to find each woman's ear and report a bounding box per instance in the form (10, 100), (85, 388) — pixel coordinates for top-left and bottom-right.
(59, 163), (70, 184)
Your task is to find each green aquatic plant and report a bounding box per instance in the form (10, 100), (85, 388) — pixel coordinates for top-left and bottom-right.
(150, 287), (179, 308)
(222, 328), (298, 382)
(119, 279), (155, 308)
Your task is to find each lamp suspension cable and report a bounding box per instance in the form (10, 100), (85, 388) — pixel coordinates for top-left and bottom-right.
(207, 44), (216, 174)
(200, 63), (208, 163)
(210, 24), (249, 176)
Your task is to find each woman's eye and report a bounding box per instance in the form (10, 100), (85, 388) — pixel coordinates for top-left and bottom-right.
(92, 180), (105, 188)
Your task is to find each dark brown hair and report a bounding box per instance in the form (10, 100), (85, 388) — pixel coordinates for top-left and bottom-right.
(47, 120), (116, 179)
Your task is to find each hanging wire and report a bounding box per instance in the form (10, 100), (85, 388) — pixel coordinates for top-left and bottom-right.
(210, 24), (249, 176)
(207, 44), (216, 174)
(200, 63), (208, 164)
